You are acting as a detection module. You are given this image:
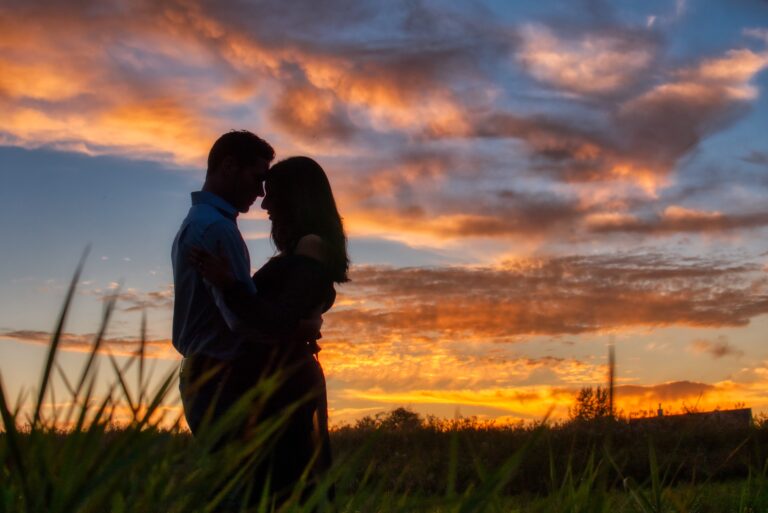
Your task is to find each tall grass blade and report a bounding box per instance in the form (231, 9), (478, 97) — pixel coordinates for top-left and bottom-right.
(73, 284), (120, 400)
(108, 353), (137, 420)
(457, 416), (550, 513)
(74, 371), (99, 432)
(136, 369), (176, 429)
(138, 309), (147, 406)
(62, 284), (118, 428)
(0, 374), (33, 507)
(648, 439), (663, 512)
(34, 245), (90, 426)
(608, 343), (615, 419)
(49, 372), (59, 429)
(446, 429), (459, 499)
(55, 362), (76, 397)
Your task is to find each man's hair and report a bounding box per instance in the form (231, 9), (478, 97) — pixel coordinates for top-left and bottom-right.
(207, 130), (275, 175)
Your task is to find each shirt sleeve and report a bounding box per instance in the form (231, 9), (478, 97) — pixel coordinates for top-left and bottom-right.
(200, 219), (256, 333)
(221, 256), (332, 338)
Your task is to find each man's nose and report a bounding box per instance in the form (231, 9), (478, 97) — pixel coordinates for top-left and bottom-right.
(255, 182), (265, 198)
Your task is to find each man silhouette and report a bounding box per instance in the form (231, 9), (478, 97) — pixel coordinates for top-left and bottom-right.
(171, 130), (274, 434)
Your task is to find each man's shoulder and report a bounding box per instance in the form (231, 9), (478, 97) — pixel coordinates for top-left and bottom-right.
(175, 205), (240, 251)
(188, 202), (227, 221)
(186, 204), (237, 232)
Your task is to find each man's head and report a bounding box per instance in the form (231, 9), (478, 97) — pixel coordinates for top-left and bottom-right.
(204, 130), (275, 213)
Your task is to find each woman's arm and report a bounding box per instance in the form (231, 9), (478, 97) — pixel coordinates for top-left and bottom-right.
(295, 234), (329, 263)
(222, 257), (330, 337)
(190, 239), (331, 337)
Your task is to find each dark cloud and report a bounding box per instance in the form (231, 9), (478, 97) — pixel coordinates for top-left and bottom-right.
(742, 150), (768, 165)
(196, 0), (377, 40)
(690, 336), (744, 359)
(452, 189), (584, 236)
(337, 144), (594, 239)
(448, 111), (622, 183)
(616, 380), (715, 401)
(589, 209), (768, 235)
(616, 75), (752, 175)
(188, 0), (509, 105)
(440, 63), (762, 186)
(613, 48), (767, 179)
(659, 162), (768, 205)
(426, 43), (767, 193)
(340, 142), (768, 240)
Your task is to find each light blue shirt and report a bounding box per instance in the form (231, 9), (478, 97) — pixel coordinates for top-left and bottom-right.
(171, 191), (258, 360)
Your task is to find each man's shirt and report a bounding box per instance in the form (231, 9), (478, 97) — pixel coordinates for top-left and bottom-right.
(172, 191), (257, 360)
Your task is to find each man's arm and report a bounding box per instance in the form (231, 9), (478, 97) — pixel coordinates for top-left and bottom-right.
(199, 219), (255, 333)
(189, 240), (325, 343)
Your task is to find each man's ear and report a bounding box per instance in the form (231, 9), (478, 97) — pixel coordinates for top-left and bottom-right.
(219, 156), (237, 178)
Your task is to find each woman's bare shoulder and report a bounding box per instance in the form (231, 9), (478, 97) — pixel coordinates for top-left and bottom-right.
(295, 234), (328, 263)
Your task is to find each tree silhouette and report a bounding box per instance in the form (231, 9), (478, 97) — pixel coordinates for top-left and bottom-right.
(569, 386), (611, 421)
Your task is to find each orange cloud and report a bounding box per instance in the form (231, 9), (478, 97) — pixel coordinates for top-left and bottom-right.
(0, 330), (177, 360)
(321, 336), (605, 393)
(96, 99), (214, 162)
(323, 254), (768, 346)
(0, 0), (484, 167)
(681, 49), (768, 97)
(0, 59), (91, 101)
(517, 24), (655, 94)
(270, 84), (354, 142)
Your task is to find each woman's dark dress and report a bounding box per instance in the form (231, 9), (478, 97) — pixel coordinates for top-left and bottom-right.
(224, 253), (335, 499)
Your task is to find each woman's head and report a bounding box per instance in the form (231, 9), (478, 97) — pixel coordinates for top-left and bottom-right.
(261, 156), (349, 282)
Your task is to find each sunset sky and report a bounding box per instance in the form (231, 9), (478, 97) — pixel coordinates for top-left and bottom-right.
(1, 0), (768, 427)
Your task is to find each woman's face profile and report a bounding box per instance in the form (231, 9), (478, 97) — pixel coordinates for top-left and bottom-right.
(262, 179), (294, 247)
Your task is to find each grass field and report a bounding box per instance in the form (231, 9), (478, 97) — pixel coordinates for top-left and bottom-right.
(2, 261), (767, 512)
(3, 405), (768, 512)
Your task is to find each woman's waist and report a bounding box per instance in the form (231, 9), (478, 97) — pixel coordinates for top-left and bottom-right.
(240, 337), (321, 361)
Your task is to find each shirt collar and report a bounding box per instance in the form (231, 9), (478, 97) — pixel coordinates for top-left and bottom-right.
(191, 191), (239, 220)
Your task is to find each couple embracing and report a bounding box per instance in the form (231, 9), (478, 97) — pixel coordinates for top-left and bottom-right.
(171, 130), (349, 504)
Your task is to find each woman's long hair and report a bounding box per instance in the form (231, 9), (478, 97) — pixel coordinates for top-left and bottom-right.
(266, 156), (349, 283)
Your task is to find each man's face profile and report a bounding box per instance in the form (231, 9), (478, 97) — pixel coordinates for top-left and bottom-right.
(228, 158), (268, 213)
